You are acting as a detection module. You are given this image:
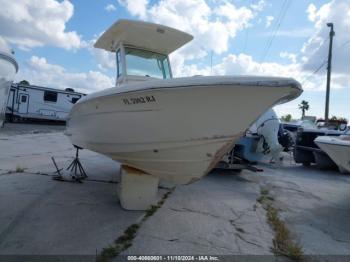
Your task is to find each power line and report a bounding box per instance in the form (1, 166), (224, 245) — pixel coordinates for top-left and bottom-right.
(300, 59), (327, 85)
(300, 34), (350, 90)
(338, 39), (350, 49)
(301, 37), (350, 86)
(260, 0), (292, 63)
(242, 0), (254, 54)
(297, 36), (330, 86)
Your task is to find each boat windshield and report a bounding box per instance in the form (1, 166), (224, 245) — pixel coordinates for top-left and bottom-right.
(125, 47), (171, 79)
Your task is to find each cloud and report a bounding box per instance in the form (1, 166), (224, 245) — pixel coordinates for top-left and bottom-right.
(250, 0), (266, 12)
(183, 53), (301, 78)
(166, 0), (350, 94)
(260, 28), (314, 38)
(0, 36), (12, 53)
(280, 51), (297, 63)
(96, 0), (350, 96)
(307, 3), (317, 22)
(16, 56), (114, 93)
(0, 0), (83, 50)
(85, 35), (115, 71)
(116, 0), (327, 92)
(105, 4), (117, 12)
(118, 0), (148, 19)
(302, 0), (350, 75)
(265, 15), (274, 28)
(117, 0), (261, 59)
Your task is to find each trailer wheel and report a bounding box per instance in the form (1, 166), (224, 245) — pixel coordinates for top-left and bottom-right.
(294, 147), (314, 164)
(302, 162), (311, 167)
(12, 116), (19, 123)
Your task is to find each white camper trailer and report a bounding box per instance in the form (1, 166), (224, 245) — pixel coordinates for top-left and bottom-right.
(6, 83), (85, 122)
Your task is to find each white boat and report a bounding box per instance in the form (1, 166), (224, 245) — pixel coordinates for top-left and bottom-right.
(0, 48), (18, 127)
(315, 129), (350, 173)
(66, 19), (302, 184)
(233, 109), (283, 163)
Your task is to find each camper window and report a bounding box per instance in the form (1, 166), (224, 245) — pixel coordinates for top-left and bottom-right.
(44, 91), (58, 103)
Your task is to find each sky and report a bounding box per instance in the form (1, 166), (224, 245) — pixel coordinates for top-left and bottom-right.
(0, 0), (349, 120)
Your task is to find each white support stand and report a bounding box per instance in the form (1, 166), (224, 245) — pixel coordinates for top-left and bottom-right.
(118, 165), (159, 210)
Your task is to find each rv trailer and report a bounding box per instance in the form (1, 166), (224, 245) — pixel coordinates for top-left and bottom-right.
(6, 83), (85, 122)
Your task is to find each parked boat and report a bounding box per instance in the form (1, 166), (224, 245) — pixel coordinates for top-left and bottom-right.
(232, 109), (283, 163)
(294, 127), (344, 168)
(66, 19), (302, 184)
(0, 48), (18, 127)
(282, 119), (317, 143)
(315, 129), (350, 173)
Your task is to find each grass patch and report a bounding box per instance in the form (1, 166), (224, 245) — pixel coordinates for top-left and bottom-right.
(287, 242), (304, 260)
(261, 188), (269, 195)
(258, 188), (303, 261)
(115, 224), (139, 245)
(15, 165), (25, 173)
(143, 189), (173, 220)
(97, 223), (141, 262)
(98, 246), (118, 262)
(144, 204), (159, 219)
(257, 188), (274, 205)
(97, 188), (174, 261)
(257, 195), (274, 205)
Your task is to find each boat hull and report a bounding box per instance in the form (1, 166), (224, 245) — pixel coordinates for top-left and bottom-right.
(67, 77), (302, 184)
(0, 51), (18, 127)
(315, 136), (350, 173)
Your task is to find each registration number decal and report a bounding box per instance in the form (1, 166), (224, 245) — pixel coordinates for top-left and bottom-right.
(123, 95), (156, 105)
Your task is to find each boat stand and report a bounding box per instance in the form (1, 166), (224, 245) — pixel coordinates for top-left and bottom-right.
(66, 145), (87, 181)
(52, 145), (87, 182)
(118, 165), (159, 210)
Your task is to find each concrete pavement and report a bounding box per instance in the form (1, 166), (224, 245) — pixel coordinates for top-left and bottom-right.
(1, 123), (350, 259)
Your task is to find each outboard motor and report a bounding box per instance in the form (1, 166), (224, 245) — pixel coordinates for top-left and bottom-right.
(251, 109), (283, 160)
(278, 124), (294, 151)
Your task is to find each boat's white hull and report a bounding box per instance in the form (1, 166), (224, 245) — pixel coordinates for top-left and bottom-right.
(315, 136), (350, 173)
(0, 51), (18, 127)
(67, 76), (301, 184)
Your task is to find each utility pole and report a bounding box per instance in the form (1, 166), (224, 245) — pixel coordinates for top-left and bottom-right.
(325, 23), (335, 124)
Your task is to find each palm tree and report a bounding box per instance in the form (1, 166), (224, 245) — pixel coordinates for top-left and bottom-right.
(298, 100), (309, 119)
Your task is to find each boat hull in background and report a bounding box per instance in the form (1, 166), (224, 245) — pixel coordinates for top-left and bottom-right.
(315, 136), (350, 173)
(0, 51), (18, 127)
(67, 76), (302, 184)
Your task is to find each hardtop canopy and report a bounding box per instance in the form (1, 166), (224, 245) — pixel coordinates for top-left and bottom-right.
(94, 19), (193, 55)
